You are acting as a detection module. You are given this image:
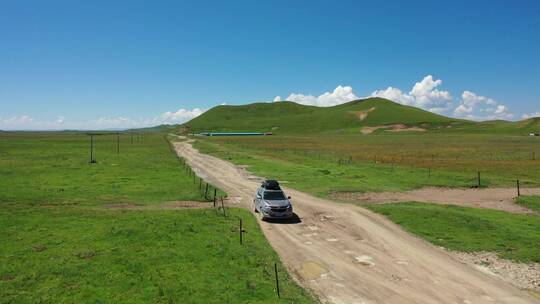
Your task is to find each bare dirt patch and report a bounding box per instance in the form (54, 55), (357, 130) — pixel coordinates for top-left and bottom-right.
(298, 261), (328, 281)
(1, 275), (15, 281)
(452, 251), (540, 292)
(332, 187), (540, 214)
(360, 124), (426, 134)
(32, 244), (47, 252)
(387, 125), (427, 132)
(353, 107), (376, 121)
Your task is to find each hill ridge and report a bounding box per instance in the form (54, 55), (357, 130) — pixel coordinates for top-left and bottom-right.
(181, 97), (539, 135)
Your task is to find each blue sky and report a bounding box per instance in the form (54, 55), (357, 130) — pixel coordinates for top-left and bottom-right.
(1, 0), (539, 129)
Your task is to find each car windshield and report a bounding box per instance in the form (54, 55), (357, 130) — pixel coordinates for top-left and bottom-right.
(263, 191), (286, 200)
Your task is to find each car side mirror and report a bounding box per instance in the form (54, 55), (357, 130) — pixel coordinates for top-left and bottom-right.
(288, 196), (291, 199)
(257, 195), (262, 199)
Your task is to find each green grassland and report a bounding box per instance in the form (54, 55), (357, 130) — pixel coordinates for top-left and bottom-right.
(366, 202), (540, 262)
(0, 132), (211, 206)
(0, 207), (312, 304)
(185, 98), (458, 134)
(184, 97), (540, 135)
(0, 132), (314, 303)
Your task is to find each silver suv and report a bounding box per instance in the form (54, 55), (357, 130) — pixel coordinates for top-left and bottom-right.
(253, 180), (293, 220)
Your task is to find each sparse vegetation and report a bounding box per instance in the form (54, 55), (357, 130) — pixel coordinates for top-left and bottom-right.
(193, 133), (540, 197)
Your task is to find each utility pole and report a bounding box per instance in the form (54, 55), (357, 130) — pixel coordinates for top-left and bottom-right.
(90, 134), (93, 163)
(89, 134), (95, 163)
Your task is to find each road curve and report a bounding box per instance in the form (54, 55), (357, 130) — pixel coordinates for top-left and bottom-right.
(173, 139), (538, 304)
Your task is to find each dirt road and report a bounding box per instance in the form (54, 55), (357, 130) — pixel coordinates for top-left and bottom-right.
(173, 140), (539, 304)
(332, 188), (540, 214)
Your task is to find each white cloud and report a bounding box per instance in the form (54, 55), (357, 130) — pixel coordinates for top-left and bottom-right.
(371, 75), (452, 113)
(369, 75), (519, 120)
(1, 115), (35, 126)
(370, 86), (414, 105)
(275, 85), (359, 107)
(522, 112), (540, 119)
(453, 91), (513, 120)
(0, 107), (206, 130)
(160, 108), (204, 123)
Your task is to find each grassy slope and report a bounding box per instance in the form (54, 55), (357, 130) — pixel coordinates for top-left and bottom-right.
(366, 203), (540, 262)
(0, 132), (314, 304)
(183, 97), (539, 135)
(449, 117), (540, 134)
(184, 98), (459, 134)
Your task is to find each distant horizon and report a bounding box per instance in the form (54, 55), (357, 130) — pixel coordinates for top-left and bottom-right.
(2, 97), (539, 131)
(1, 1), (539, 130)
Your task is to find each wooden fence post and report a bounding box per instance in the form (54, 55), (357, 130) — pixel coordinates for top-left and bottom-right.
(221, 196), (226, 217)
(274, 263), (280, 298)
(239, 218), (243, 245)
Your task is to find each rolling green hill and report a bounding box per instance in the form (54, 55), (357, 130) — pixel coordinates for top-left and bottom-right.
(180, 97), (539, 135)
(447, 117), (540, 134)
(183, 97), (462, 134)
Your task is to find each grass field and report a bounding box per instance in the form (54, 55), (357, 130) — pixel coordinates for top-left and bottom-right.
(366, 202), (540, 263)
(0, 132), (212, 206)
(193, 133), (540, 197)
(0, 132), (314, 303)
(0, 207), (313, 304)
